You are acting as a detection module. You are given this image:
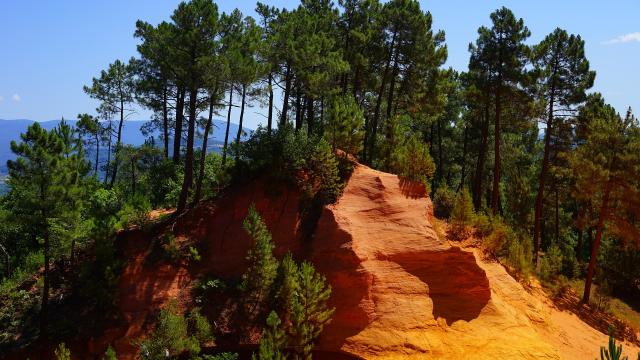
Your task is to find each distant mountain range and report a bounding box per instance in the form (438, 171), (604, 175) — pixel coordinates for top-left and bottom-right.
(0, 119), (252, 176)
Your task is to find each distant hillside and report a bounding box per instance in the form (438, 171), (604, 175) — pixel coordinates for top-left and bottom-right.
(0, 119), (251, 175)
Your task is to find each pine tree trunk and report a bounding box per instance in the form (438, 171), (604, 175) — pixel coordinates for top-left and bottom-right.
(173, 87), (186, 164)
(177, 88), (197, 213)
(473, 104), (489, 210)
(369, 30), (396, 165)
(40, 195), (50, 343)
(280, 65), (292, 127)
(105, 121), (112, 184)
(267, 73), (274, 134)
(195, 91), (217, 203)
(307, 95), (314, 135)
(295, 84), (302, 131)
(222, 86), (233, 165)
(582, 183), (611, 304)
(162, 85), (169, 159)
(235, 84), (247, 161)
(94, 132), (99, 177)
(109, 99), (125, 187)
(534, 89), (555, 264)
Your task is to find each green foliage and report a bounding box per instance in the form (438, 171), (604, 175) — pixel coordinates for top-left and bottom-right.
(307, 139), (342, 204)
(55, 343), (71, 360)
(193, 277), (226, 305)
(188, 307), (214, 346)
(161, 233), (181, 263)
(139, 300), (204, 359)
(287, 261), (334, 358)
(254, 311), (287, 360)
(325, 95), (365, 155)
(240, 125), (344, 204)
(539, 244), (563, 281)
(451, 188), (475, 227)
(599, 330), (629, 360)
(241, 205), (279, 316)
(433, 183), (456, 219)
(103, 345), (118, 360)
(393, 136), (436, 191)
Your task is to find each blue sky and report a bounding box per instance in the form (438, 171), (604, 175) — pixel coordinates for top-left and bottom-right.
(0, 0), (638, 129)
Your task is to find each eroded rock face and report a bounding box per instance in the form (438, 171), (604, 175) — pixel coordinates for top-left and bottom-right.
(312, 164), (559, 359)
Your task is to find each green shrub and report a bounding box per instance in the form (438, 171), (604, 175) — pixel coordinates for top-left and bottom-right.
(161, 233), (181, 263)
(433, 183), (456, 219)
(188, 246), (201, 262)
(138, 301), (200, 359)
(55, 343), (71, 360)
(539, 244), (563, 281)
(193, 277), (226, 305)
(395, 135), (436, 191)
(103, 345), (117, 360)
(451, 188), (475, 226)
(472, 212), (493, 238)
(188, 307), (214, 346)
(506, 234), (533, 278)
(485, 217), (510, 256)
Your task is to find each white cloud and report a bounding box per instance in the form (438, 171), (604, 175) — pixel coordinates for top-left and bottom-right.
(12, 94), (21, 102)
(604, 32), (640, 44)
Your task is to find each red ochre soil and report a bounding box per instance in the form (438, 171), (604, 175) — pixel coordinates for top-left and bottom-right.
(10, 163), (640, 359)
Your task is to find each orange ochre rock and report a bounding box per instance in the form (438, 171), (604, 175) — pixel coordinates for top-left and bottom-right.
(311, 164), (559, 359)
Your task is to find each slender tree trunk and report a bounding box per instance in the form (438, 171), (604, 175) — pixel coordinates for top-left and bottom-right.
(534, 88), (555, 264)
(369, 30), (396, 164)
(295, 84), (302, 131)
(280, 65), (292, 127)
(177, 88), (197, 213)
(582, 183), (611, 304)
(307, 95), (314, 135)
(109, 100), (125, 187)
(386, 51), (400, 121)
(474, 104), (489, 210)
(94, 133), (99, 176)
(105, 121), (112, 184)
(267, 73), (274, 134)
(235, 84), (247, 161)
(222, 86), (233, 165)
(491, 86), (502, 215)
(162, 85), (169, 159)
(195, 90), (217, 203)
(173, 87), (186, 164)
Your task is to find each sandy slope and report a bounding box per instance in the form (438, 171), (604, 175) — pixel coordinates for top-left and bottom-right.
(312, 163), (639, 359)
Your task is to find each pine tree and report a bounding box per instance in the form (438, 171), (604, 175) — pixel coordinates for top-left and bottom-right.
(6, 123), (89, 341)
(83, 59), (136, 187)
(288, 261), (334, 359)
(469, 7), (530, 215)
(254, 311), (287, 360)
(76, 113), (103, 176)
(241, 204), (279, 316)
(531, 28), (595, 264)
(325, 95), (365, 155)
(568, 99), (640, 303)
(451, 187), (474, 227)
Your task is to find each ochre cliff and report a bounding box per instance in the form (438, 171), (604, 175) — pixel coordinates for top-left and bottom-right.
(312, 164), (559, 359)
